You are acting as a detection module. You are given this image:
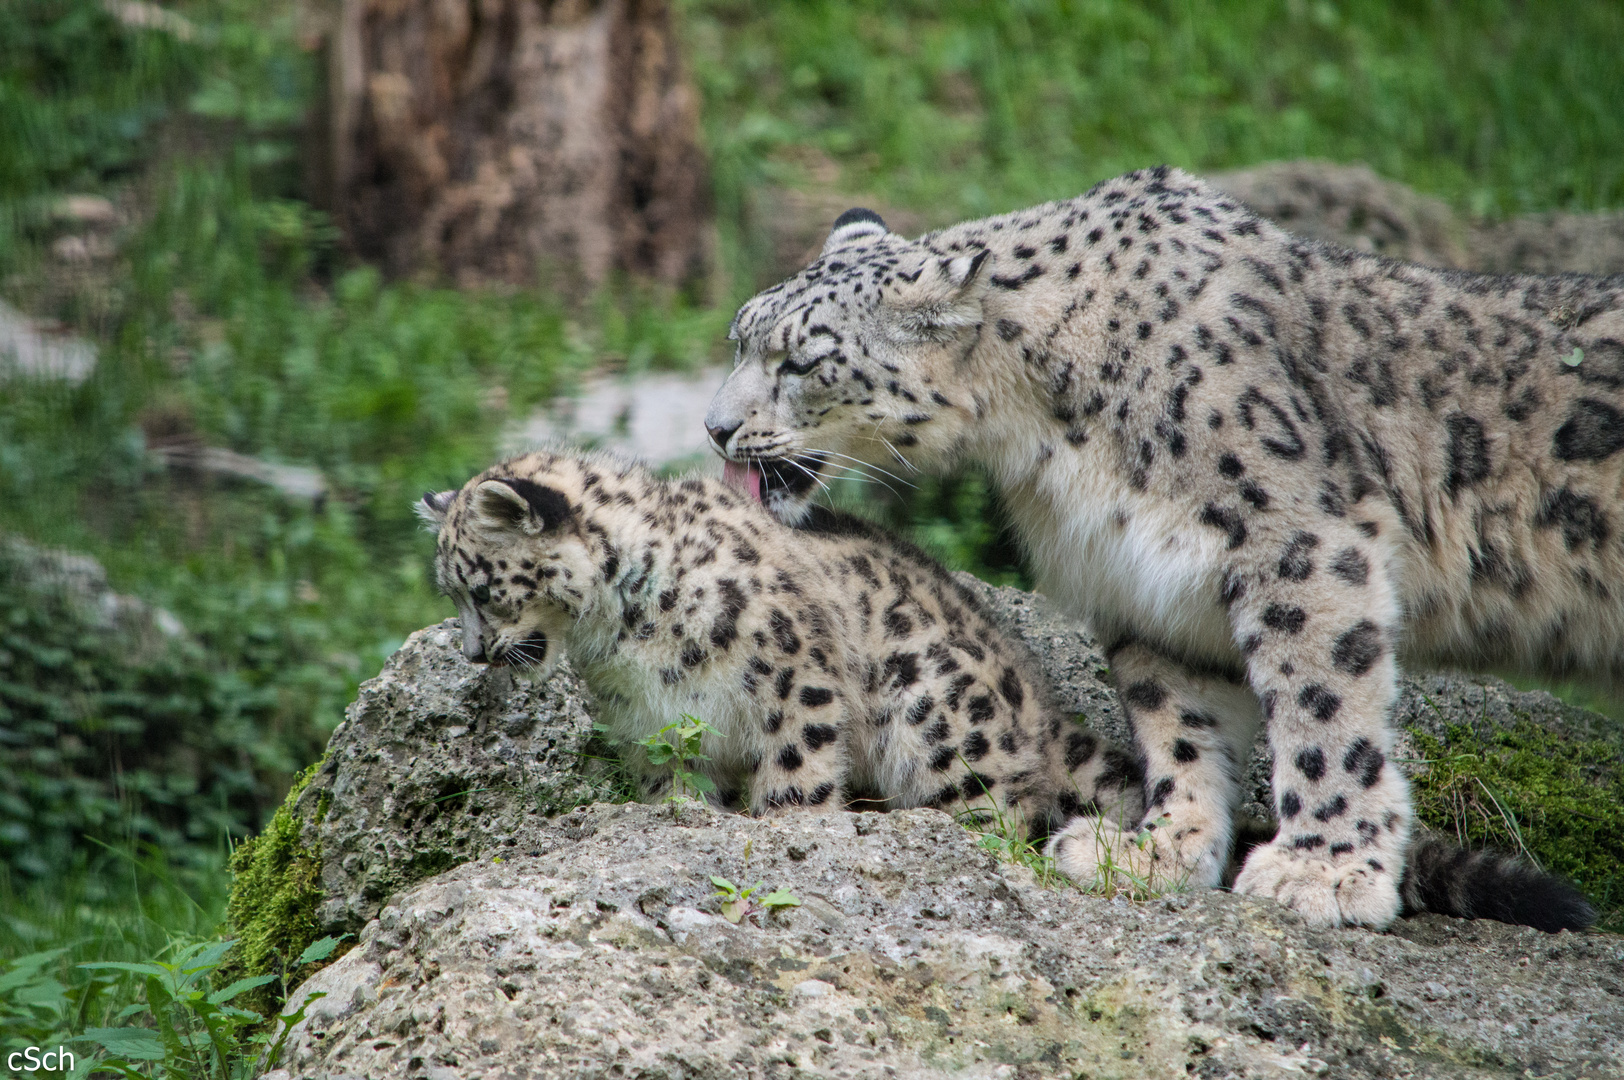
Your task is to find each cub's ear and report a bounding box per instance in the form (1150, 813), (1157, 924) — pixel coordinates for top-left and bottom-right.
(415, 490), (456, 533)
(470, 478), (572, 536)
(821, 207), (889, 256)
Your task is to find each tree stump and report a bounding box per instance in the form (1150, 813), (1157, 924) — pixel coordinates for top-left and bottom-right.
(326, 0), (711, 292)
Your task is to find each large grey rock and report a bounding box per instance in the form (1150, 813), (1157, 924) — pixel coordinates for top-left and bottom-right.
(0, 533), (187, 650)
(288, 619), (617, 935)
(269, 802), (1622, 1080)
(1395, 673), (1623, 750)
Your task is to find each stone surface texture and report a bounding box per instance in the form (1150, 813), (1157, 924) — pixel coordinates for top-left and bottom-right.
(292, 620), (616, 935)
(269, 803), (1621, 1080)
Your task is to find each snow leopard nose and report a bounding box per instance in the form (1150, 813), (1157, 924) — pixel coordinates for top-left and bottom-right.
(707, 420), (742, 453)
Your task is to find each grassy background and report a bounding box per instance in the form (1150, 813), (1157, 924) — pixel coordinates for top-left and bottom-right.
(688, 0), (1624, 288)
(2, 0), (1622, 1066)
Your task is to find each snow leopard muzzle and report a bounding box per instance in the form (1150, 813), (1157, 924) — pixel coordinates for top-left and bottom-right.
(722, 452), (829, 506)
(489, 631), (549, 668)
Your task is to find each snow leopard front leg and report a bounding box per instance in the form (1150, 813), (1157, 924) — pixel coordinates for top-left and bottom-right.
(1223, 519), (1410, 928)
(1046, 643), (1260, 892)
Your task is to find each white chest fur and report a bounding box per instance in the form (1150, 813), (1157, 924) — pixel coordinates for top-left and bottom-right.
(995, 442), (1239, 667)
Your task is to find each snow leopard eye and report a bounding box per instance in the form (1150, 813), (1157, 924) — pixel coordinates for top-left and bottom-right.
(470, 584), (491, 604)
(776, 351), (819, 378)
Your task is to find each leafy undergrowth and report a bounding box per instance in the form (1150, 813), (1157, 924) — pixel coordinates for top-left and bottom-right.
(0, 842), (229, 1078)
(1408, 722), (1624, 932)
(2, 918), (343, 1080)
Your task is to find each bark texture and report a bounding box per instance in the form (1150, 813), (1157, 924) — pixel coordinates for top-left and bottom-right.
(329, 0), (711, 290)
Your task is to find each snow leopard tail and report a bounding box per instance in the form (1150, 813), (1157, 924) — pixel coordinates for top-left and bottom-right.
(1400, 835), (1596, 933)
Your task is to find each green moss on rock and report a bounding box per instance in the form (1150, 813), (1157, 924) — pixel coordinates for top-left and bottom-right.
(1407, 721), (1624, 928)
(225, 754), (341, 1012)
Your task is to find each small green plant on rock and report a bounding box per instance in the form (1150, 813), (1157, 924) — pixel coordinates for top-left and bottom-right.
(947, 750), (1065, 887)
(709, 839), (799, 925)
(1069, 812), (1198, 902)
(710, 876), (801, 925)
(632, 714), (721, 804)
(952, 800), (1061, 889)
(946, 746), (1182, 898)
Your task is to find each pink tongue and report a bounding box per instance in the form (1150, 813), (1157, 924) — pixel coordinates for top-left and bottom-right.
(723, 460), (763, 502)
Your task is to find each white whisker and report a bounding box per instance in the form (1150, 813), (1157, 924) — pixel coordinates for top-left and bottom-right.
(812, 449), (918, 491)
(869, 429), (918, 473)
(819, 460), (909, 501)
(781, 456), (834, 498)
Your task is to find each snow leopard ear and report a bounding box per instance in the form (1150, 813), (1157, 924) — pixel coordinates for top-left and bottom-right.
(821, 207), (889, 255)
(470, 478), (573, 537)
(936, 247), (990, 290)
(415, 490), (456, 533)
(888, 248), (990, 341)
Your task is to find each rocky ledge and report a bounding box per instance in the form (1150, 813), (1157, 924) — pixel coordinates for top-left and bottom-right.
(239, 575), (1622, 1079)
(268, 803), (1620, 1079)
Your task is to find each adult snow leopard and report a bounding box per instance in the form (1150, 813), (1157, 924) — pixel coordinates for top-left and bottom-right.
(704, 165), (1623, 930)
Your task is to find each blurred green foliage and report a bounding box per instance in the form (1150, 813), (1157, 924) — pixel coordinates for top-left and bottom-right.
(0, 0), (200, 200)
(0, 539), (270, 879)
(1, 842), (231, 1075)
(687, 0), (1624, 288)
(0, 0), (718, 892)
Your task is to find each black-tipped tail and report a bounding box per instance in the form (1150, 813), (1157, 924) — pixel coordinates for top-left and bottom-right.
(1400, 837), (1595, 933)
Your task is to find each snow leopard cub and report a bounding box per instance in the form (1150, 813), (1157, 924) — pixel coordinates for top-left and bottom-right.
(417, 449), (1143, 834)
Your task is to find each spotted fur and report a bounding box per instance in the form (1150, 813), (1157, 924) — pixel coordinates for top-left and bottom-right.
(418, 450), (1144, 830)
(705, 166), (1624, 929)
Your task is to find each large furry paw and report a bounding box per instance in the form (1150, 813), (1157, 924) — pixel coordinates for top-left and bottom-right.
(1232, 843), (1400, 929)
(1046, 815), (1223, 895)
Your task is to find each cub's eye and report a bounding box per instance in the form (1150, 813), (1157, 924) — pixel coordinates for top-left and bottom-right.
(470, 584), (491, 604)
(776, 352), (820, 378)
